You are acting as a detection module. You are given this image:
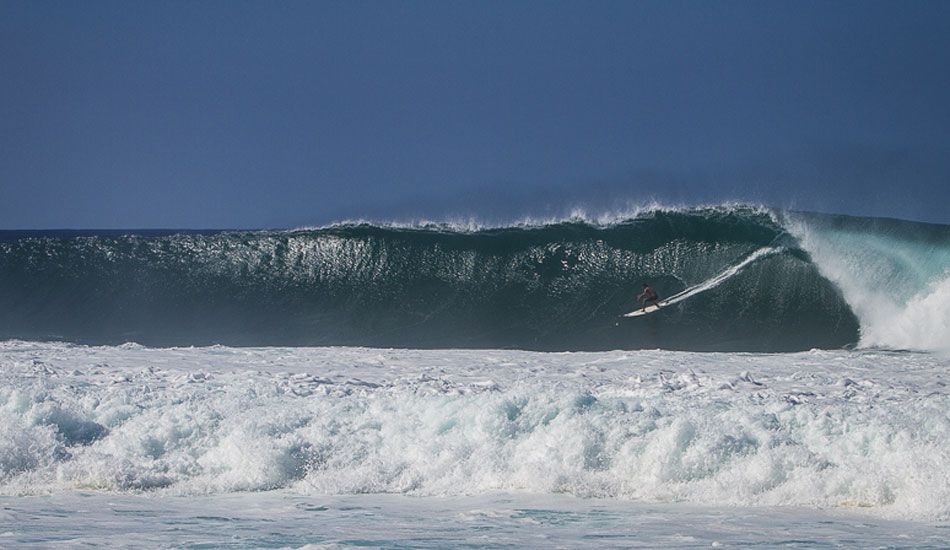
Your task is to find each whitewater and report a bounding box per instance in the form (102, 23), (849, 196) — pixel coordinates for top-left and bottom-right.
(2, 206), (949, 548)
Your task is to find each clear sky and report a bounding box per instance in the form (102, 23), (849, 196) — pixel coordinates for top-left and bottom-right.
(2, 0), (949, 228)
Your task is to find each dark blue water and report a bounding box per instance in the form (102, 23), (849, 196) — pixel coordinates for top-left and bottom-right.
(1, 206), (910, 351)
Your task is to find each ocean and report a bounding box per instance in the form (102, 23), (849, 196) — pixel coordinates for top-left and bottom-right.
(1, 205), (948, 549)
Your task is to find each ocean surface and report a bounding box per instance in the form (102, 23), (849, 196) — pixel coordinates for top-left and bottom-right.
(1, 205), (949, 549)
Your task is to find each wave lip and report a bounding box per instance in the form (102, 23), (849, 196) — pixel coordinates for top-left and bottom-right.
(3, 205), (946, 352)
(786, 211), (950, 354)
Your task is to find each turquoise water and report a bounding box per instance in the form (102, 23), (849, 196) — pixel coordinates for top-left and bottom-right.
(5, 492), (949, 549)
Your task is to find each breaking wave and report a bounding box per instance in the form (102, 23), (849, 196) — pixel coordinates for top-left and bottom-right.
(1, 205), (947, 352)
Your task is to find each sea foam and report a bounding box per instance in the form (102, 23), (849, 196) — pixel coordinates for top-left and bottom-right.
(2, 341), (947, 521)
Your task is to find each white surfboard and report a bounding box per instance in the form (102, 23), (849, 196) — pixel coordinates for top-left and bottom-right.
(623, 301), (668, 317)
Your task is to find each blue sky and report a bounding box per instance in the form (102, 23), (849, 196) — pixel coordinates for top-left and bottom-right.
(2, 0), (949, 228)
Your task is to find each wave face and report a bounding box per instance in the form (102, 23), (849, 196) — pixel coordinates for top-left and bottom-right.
(3, 205), (945, 352)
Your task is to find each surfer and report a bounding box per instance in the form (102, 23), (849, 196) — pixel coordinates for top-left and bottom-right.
(637, 283), (659, 312)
